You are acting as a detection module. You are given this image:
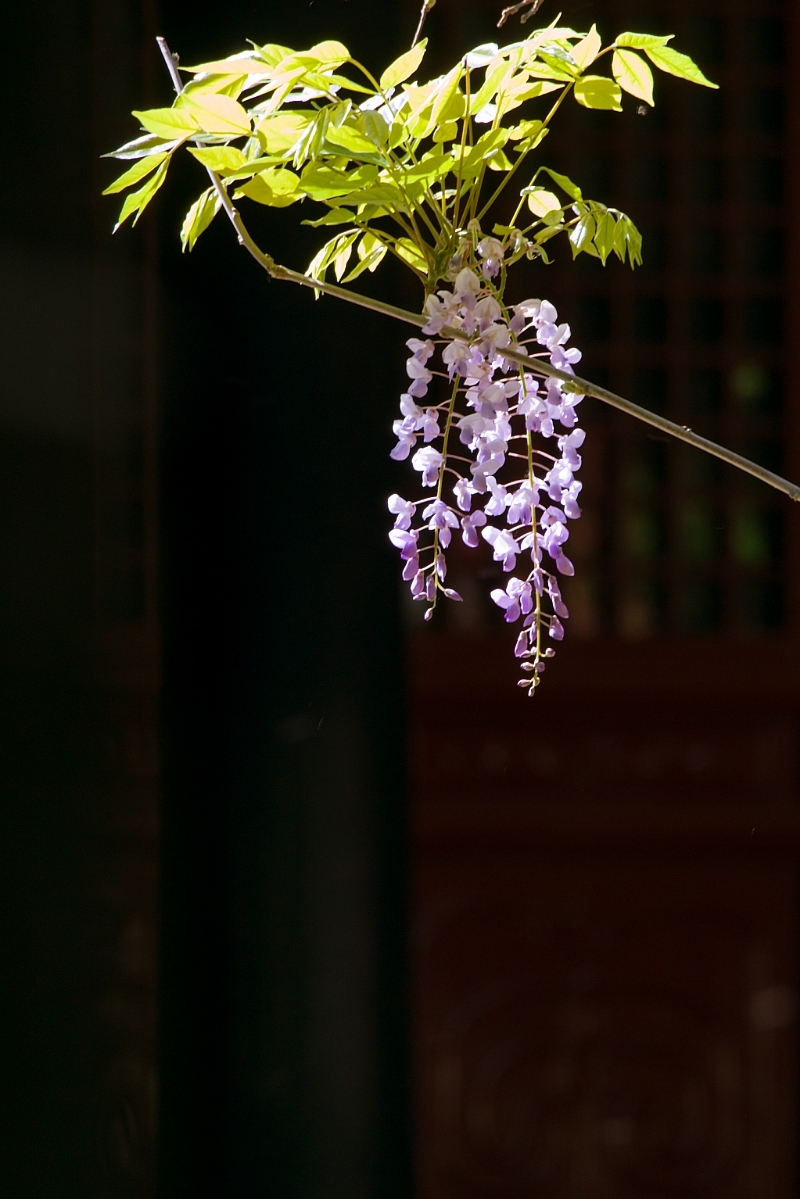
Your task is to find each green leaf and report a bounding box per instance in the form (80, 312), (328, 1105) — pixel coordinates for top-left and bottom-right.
(432, 120), (459, 143)
(593, 209), (616, 263)
(569, 212), (599, 256)
(180, 94), (252, 135)
(342, 231), (388, 281)
(534, 222), (565, 245)
(113, 161), (168, 231)
(497, 77), (561, 117)
(307, 230), (359, 283)
(612, 49), (654, 105)
(330, 183), (403, 206)
(300, 163), (379, 199)
(537, 167), (582, 200)
(394, 238), (427, 273)
(302, 209), (358, 227)
(454, 128), (509, 178)
(487, 150), (513, 171)
(571, 24), (602, 70)
(359, 110), (390, 146)
(234, 167), (300, 207)
(469, 58), (514, 116)
(624, 217), (643, 266)
(256, 43), (296, 69)
(644, 44), (718, 88)
(615, 32), (673, 50)
(182, 73), (248, 99)
(257, 112), (314, 156)
(103, 152), (168, 195)
(333, 236), (355, 280)
(573, 75), (623, 110)
(508, 119), (548, 151)
(132, 106), (198, 139)
(104, 132), (178, 160)
(379, 38), (427, 90)
(324, 123), (381, 155)
(185, 54), (274, 74)
(403, 148), (453, 184)
(180, 187), (221, 251)
(187, 146), (248, 173)
(526, 188), (561, 217)
(305, 40), (350, 67)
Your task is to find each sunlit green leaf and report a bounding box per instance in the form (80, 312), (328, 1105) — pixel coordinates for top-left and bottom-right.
(256, 43), (297, 69)
(302, 209), (358, 227)
(307, 229), (359, 282)
(333, 236), (355, 280)
(325, 123), (381, 155)
(612, 215), (628, 261)
(497, 76), (561, 117)
(180, 94), (252, 135)
(113, 161), (168, 231)
(132, 106), (198, 139)
(526, 188), (561, 217)
(394, 237), (428, 273)
(612, 49), (654, 105)
(644, 44), (718, 88)
(593, 209), (616, 262)
(359, 110), (390, 146)
(380, 38), (428, 91)
(104, 132), (180, 160)
(182, 73), (248, 99)
(569, 212), (598, 256)
(537, 167), (582, 200)
(185, 54), (274, 74)
(188, 146), (248, 173)
(234, 167), (301, 206)
(454, 128), (509, 178)
(615, 32), (673, 50)
(571, 24), (602, 70)
(432, 119), (459, 143)
(103, 152), (168, 195)
(534, 222), (565, 245)
(300, 163), (379, 199)
(301, 40), (350, 67)
(256, 112), (314, 155)
(573, 75), (623, 110)
(487, 150), (513, 171)
(180, 187), (221, 251)
(403, 148), (453, 184)
(469, 57), (514, 116)
(331, 183), (403, 206)
(342, 231), (388, 281)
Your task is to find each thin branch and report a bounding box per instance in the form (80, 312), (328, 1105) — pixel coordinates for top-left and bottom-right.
(155, 38), (800, 506)
(412, 0), (436, 48)
(497, 0), (545, 29)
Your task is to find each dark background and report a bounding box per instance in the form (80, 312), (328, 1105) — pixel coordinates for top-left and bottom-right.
(1, 0), (414, 1196)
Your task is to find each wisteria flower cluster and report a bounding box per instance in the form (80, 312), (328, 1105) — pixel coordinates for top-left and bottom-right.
(388, 239), (584, 695)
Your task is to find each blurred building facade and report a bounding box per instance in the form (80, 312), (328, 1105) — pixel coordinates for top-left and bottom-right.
(408, 0), (800, 1195)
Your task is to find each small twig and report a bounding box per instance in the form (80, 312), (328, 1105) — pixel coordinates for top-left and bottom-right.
(412, 0), (436, 47)
(154, 36), (800, 506)
(498, 0), (545, 29)
(156, 36), (183, 92)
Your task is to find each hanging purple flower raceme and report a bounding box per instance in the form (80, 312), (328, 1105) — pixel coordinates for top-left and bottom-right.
(387, 248), (585, 695)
